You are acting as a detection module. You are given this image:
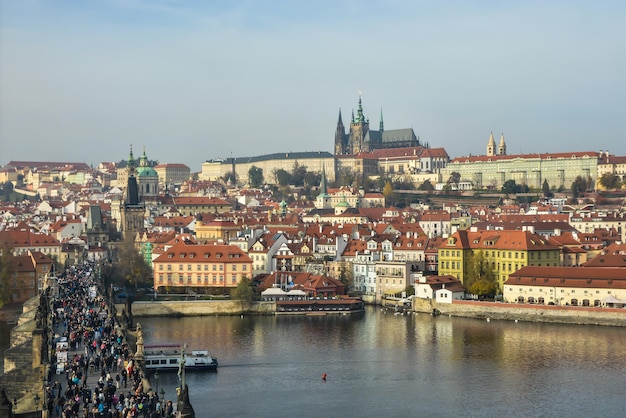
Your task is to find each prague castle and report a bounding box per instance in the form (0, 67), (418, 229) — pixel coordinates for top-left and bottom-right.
(334, 94), (420, 155)
(441, 133), (601, 190)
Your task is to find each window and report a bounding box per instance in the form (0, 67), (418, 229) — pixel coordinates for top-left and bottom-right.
(233, 265), (237, 271)
(167, 264), (171, 271)
(232, 275), (237, 284)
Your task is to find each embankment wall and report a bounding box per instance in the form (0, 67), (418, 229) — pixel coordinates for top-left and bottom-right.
(413, 298), (626, 326)
(119, 300), (276, 317)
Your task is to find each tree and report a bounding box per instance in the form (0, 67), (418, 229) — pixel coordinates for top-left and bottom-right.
(338, 265), (353, 292)
(418, 179), (435, 191)
(104, 240), (153, 291)
(447, 172), (461, 186)
(382, 182), (394, 199)
(223, 171), (236, 185)
(272, 168), (291, 186)
(464, 250), (497, 297)
(542, 179), (553, 198)
(599, 173), (620, 190)
(304, 171), (321, 188)
(571, 176), (589, 199)
(231, 276), (255, 303)
(502, 180), (519, 195)
(248, 165), (264, 188)
(291, 162), (308, 187)
(0, 246), (14, 308)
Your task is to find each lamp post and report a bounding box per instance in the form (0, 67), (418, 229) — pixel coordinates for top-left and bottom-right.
(155, 369), (160, 395)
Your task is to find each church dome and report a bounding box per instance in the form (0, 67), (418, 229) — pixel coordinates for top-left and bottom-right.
(136, 165), (158, 178)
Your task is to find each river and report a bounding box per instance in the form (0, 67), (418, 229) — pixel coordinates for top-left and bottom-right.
(134, 307), (626, 418)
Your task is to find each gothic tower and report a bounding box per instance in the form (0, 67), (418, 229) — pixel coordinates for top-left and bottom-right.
(498, 133), (507, 156)
(120, 146), (145, 242)
(350, 93), (369, 154)
(334, 109), (347, 155)
(486, 132), (496, 156)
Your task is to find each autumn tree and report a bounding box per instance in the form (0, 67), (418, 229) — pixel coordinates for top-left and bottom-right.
(599, 173), (620, 190)
(382, 182), (394, 200)
(464, 250), (497, 297)
(104, 240), (153, 291)
(231, 276), (255, 302)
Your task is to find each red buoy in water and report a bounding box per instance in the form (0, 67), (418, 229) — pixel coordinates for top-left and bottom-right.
(322, 373), (327, 380)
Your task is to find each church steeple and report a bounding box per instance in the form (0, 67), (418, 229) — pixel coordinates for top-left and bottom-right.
(335, 109), (347, 155)
(319, 163), (328, 196)
(379, 108), (384, 132)
(486, 132), (496, 156)
(498, 133), (507, 155)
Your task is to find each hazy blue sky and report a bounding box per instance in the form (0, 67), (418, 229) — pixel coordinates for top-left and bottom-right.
(1, 1), (625, 171)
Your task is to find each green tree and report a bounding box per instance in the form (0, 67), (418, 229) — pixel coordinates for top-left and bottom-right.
(599, 173), (620, 190)
(502, 179), (519, 195)
(571, 176), (589, 199)
(304, 171), (321, 187)
(273, 168), (291, 186)
(291, 162), (308, 187)
(248, 165), (264, 188)
(447, 172), (461, 186)
(418, 179), (435, 191)
(464, 250), (497, 297)
(542, 179), (553, 198)
(223, 171), (236, 185)
(0, 246), (14, 308)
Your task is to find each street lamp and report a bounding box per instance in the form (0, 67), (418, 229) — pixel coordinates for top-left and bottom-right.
(155, 369), (160, 395)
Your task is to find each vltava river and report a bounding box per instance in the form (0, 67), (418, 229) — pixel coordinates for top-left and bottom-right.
(140, 306), (626, 418)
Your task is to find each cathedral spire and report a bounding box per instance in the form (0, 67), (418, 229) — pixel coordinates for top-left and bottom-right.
(356, 92), (364, 123)
(379, 108), (384, 132)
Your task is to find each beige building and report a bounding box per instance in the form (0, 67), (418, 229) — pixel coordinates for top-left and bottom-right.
(155, 163), (191, 186)
(441, 134), (600, 190)
(201, 152), (336, 185)
(504, 266), (626, 306)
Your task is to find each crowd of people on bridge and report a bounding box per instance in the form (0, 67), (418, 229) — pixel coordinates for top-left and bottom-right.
(47, 261), (175, 418)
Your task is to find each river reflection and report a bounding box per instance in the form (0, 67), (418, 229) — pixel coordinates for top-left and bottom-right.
(138, 307), (626, 417)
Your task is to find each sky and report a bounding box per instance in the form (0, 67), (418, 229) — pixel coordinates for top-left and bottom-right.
(1, 1), (625, 172)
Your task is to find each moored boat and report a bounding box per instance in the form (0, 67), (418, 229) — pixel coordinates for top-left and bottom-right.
(144, 344), (218, 371)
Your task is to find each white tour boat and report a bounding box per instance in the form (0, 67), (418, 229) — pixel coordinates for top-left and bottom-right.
(144, 344), (218, 371)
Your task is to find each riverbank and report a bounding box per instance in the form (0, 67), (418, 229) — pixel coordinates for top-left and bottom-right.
(412, 298), (626, 327)
(121, 298), (626, 326)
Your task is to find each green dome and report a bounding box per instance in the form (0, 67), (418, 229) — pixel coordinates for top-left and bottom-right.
(336, 201), (350, 207)
(136, 166), (158, 177)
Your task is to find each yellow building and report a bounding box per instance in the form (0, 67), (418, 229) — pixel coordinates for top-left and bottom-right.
(152, 241), (252, 292)
(195, 219), (241, 242)
(438, 229), (561, 289)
